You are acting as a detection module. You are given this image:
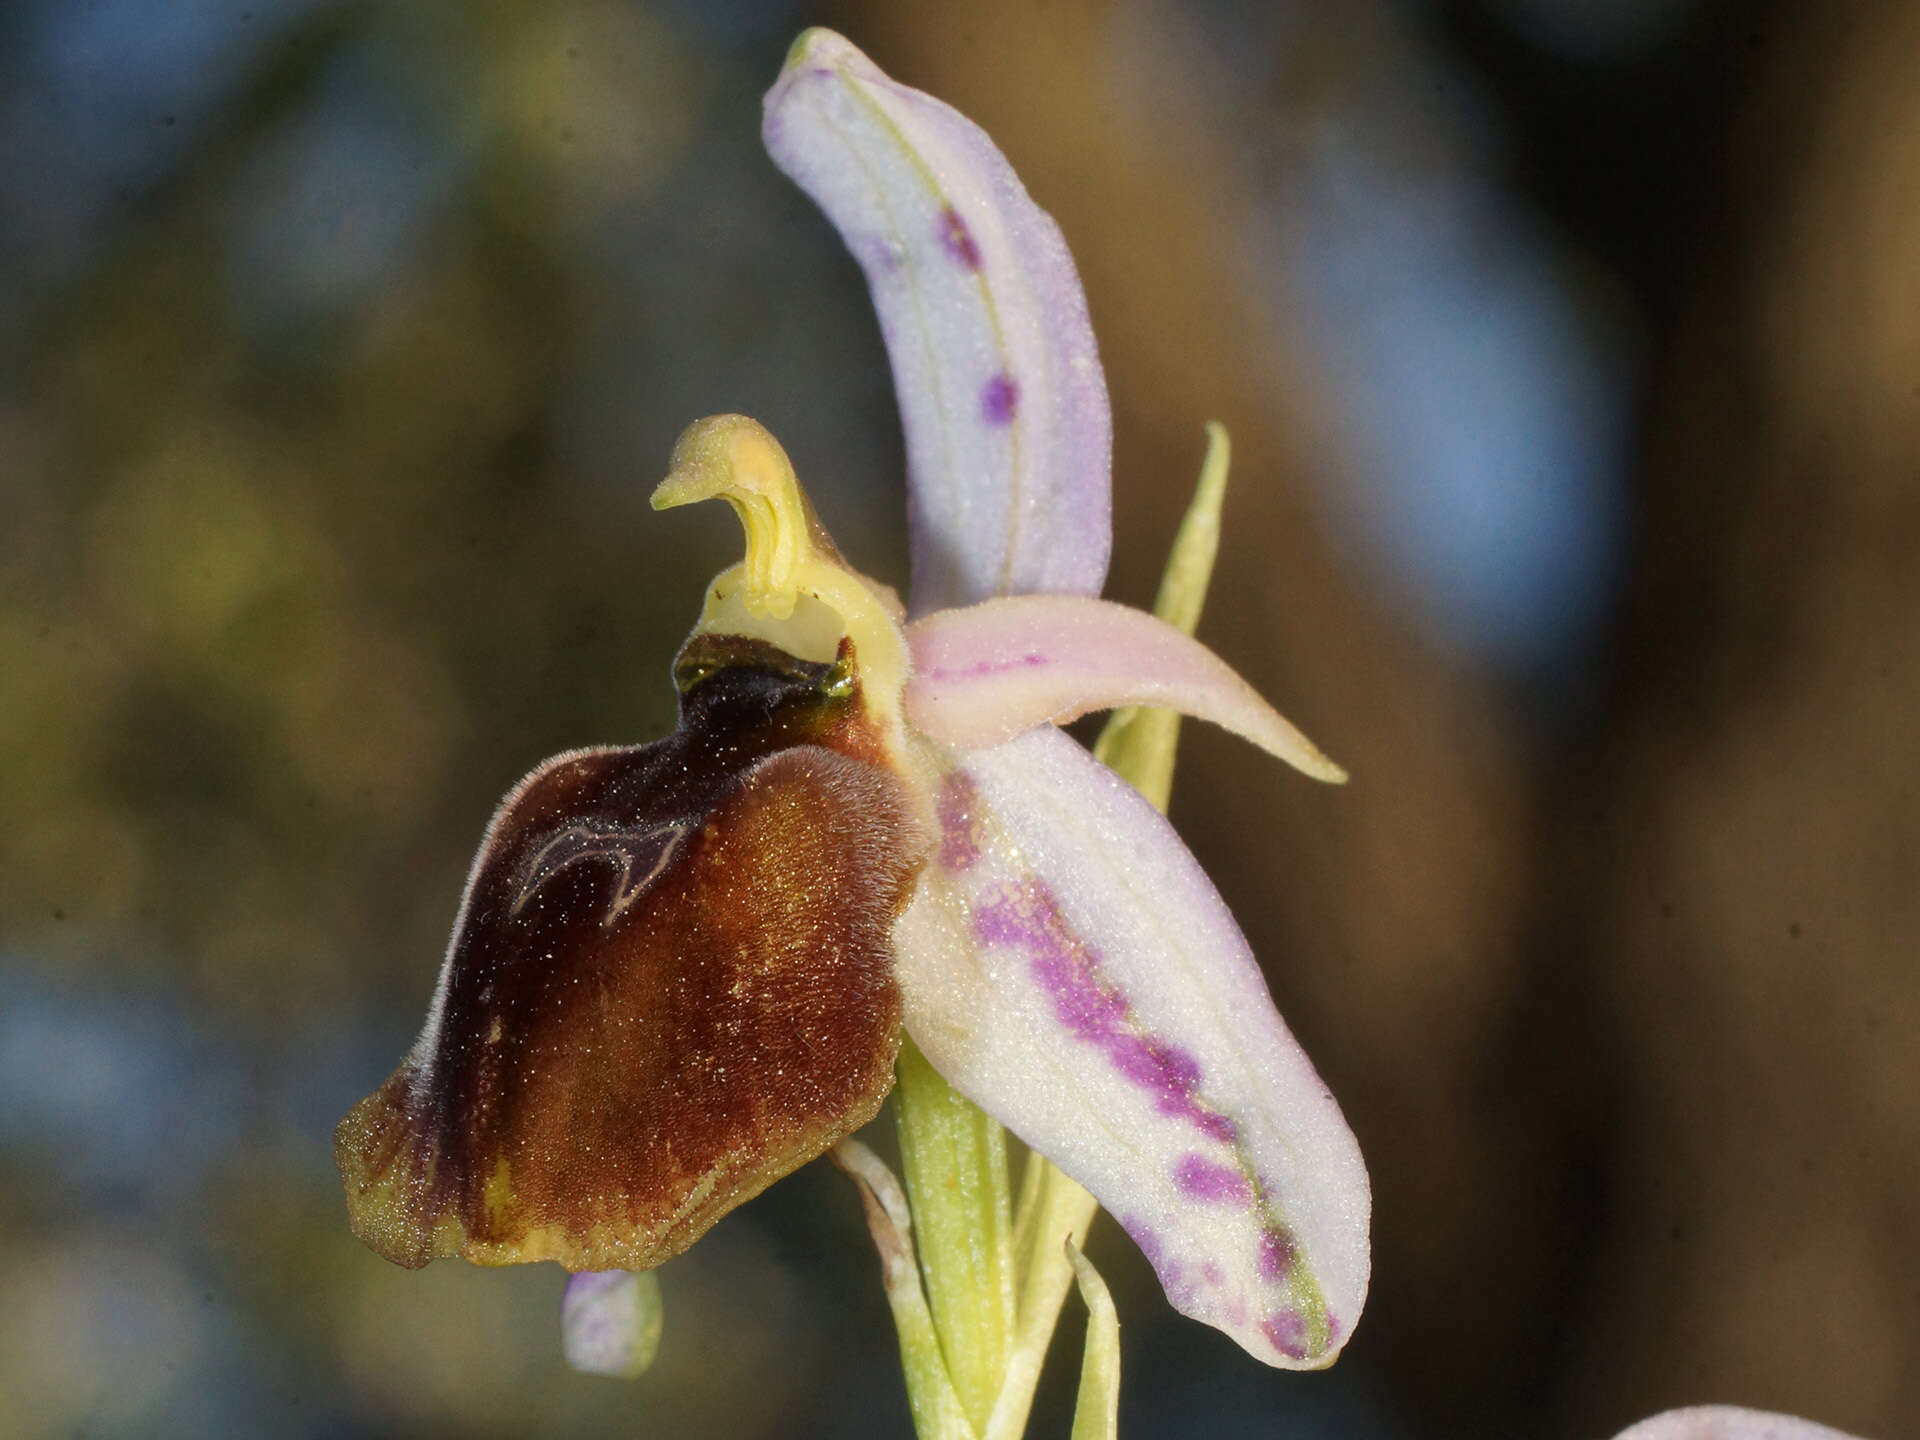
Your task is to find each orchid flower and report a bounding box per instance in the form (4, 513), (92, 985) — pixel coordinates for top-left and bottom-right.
(1611, 1407), (1868, 1440)
(334, 26), (1369, 1414)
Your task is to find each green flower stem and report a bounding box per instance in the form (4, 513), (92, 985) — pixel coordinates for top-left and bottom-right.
(889, 423), (1234, 1440)
(1008, 1147), (1096, 1332)
(895, 1036), (1016, 1432)
(834, 1140), (977, 1440)
(984, 1155), (1097, 1440)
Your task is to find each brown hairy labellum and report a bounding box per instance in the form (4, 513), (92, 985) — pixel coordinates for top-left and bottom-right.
(335, 634), (927, 1272)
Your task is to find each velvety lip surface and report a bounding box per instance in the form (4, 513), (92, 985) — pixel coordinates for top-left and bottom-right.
(336, 641), (923, 1272)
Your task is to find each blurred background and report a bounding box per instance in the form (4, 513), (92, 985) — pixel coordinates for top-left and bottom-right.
(3, 0), (1915, 1435)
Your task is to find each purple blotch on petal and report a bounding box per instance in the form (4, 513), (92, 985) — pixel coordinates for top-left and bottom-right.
(938, 205), (983, 269)
(1174, 1153), (1252, 1205)
(920, 650), (1051, 684)
(981, 372), (1019, 426)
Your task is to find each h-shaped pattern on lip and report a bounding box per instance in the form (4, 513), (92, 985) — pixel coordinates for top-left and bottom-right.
(509, 819), (694, 928)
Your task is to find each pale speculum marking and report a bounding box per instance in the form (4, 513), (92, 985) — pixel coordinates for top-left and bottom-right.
(509, 820), (693, 928)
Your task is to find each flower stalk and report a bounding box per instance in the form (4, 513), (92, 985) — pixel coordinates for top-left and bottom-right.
(894, 1036), (1016, 1430)
(833, 1139), (976, 1440)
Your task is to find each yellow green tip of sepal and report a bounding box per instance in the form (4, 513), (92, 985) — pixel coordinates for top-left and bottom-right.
(784, 27), (829, 70)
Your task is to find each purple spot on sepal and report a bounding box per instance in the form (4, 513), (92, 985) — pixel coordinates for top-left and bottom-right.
(971, 880), (1241, 1143)
(1120, 1217), (1196, 1302)
(864, 234), (908, 273)
(1261, 1309), (1311, 1361)
(1173, 1153), (1252, 1205)
(1121, 1218), (1164, 1269)
(981, 372), (1019, 425)
(936, 772), (985, 872)
(938, 205), (982, 269)
(1194, 1111), (1238, 1144)
(1110, 1034), (1200, 1103)
(976, 888), (1127, 1043)
(1258, 1226), (1298, 1282)
(1029, 936), (1128, 1042)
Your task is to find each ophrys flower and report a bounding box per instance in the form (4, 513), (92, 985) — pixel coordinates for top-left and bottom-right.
(337, 28), (1369, 1376)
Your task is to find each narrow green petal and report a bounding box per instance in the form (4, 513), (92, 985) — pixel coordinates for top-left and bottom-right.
(1066, 1242), (1121, 1440)
(1151, 421), (1230, 637)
